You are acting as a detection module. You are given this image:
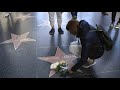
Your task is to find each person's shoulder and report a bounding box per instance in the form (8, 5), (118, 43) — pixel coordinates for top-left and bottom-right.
(79, 20), (89, 27)
(79, 20), (87, 24)
(80, 20), (88, 23)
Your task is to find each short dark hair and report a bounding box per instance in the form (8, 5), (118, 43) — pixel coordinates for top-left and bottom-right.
(66, 19), (79, 31)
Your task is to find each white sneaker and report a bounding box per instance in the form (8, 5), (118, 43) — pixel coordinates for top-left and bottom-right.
(5, 13), (9, 17)
(115, 23), (120, 29)
(82, 59), (96, 68)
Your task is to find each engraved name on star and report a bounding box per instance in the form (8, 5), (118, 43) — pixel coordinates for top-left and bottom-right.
(37, 47), (77, 77)
(0, 32), (36, 50)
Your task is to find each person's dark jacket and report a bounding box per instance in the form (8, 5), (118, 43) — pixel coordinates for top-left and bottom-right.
(76, 20), (104, 66)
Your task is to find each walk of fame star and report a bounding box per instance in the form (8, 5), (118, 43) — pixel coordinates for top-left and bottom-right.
(37, 20), (67, 28)
(37, 20), (51, 27)
(15, 14), (34, 21)
(38, 47), (77, 77)
(0, 32), (36, 50)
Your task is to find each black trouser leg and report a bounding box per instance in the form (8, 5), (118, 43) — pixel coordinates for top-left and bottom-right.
(112, 12), (117, 23)
(71, 12), (77, 18)
(102, 12), (108, 15)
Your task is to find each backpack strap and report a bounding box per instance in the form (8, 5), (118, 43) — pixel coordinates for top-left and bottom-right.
(89, 29), (104, 46)
(89, 29), (103, 32)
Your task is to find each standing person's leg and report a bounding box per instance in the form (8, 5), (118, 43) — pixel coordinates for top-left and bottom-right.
(71, 12), (77, 19)
(117, 17), (120, 23)
(56, 12), (64, 34)
(112, 12), (116, 23)
(102, 12), (108, 15)
(115, 16), (120, 29)
(110, 12), (117, 27)
(48, 12), (55, 35)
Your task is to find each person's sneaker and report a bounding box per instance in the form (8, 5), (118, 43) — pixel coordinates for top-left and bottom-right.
(110, 22), (114, 28)
(5, 13), (9, 17)
(82, 59), (96, 68)
(58, 28), (64, 34)
(115, 23), (120, 29)
(49, 28), (55, 35)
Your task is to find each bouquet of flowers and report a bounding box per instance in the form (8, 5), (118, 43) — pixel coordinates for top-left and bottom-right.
(50, 60), (68, 77)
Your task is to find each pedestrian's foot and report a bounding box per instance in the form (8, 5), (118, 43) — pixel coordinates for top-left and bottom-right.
(102, 12), (108, 15)
(5, 13), (9, 17)
(58, 28), (64, 34)
(115, 23), (120, 29)
(82, 59), (96, 68)
(49, 28), (55, 35)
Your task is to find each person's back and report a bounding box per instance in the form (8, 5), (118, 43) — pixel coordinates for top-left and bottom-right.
(66, 19), (104, 72)
(78, 20), (104, 59)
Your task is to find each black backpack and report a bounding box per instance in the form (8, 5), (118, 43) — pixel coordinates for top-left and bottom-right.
(90, 25), (113, 51)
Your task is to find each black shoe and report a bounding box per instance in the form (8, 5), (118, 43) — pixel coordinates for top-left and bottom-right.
(102, 12), (108, 15)
(49, 28), (55, 35)
(58, 28), (64, 34)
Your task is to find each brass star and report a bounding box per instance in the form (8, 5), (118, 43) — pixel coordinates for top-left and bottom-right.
(15, 14), (34, 21)
(38, 47), (77, 77)
(0, 32), (36, 50)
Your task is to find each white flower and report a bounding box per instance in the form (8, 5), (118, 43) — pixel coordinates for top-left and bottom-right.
(60, 66), (68, 70)
(50, 62), (59, 70)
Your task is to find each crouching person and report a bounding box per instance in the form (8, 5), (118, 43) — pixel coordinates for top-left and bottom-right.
(66, 19), (104, 72)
